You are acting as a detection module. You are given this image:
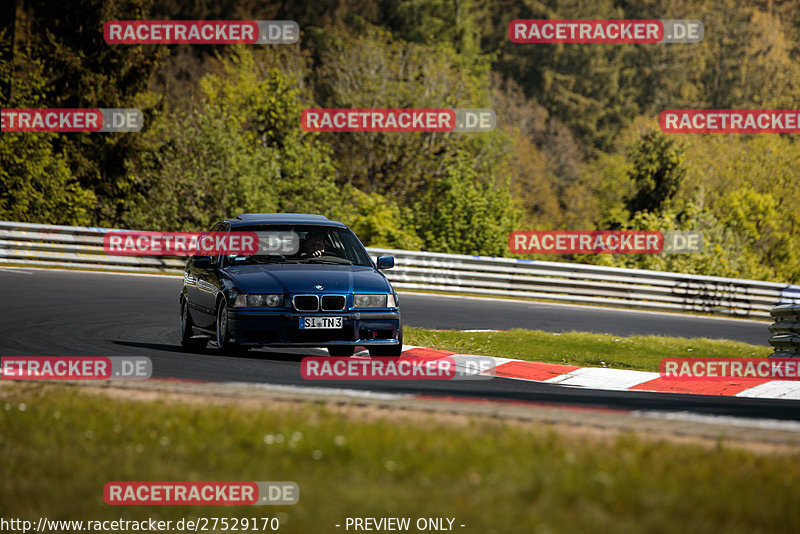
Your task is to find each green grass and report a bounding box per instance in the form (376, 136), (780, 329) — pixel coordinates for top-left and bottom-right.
(0, 384), (798, 534)
(404, 327), (771, 371)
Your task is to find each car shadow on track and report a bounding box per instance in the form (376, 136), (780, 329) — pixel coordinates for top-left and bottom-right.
(110, 339), (330, 363)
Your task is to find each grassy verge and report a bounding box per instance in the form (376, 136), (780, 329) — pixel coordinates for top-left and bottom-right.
(0, 383), (798, 534)
(404, 327), (771, 371)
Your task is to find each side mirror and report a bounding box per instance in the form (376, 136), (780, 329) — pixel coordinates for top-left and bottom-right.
(377, 256), (394, 270)
(193, 255), (213, 270)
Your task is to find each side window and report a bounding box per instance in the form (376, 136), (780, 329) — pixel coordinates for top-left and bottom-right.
(192, 222), (221, 266)
(327, 231), (346, 259)
(213, 223), (229, 266)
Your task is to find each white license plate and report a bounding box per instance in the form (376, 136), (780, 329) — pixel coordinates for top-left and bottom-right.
(299, 316), (343, 330)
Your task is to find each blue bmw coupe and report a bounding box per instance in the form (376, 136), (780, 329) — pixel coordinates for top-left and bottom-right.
(180, 213), (401, 356)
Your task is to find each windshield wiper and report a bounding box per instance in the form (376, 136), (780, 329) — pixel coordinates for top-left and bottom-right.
(301, 257), (352, 265)
(229, 255), (298, 265)
(256, 255), (300, 264)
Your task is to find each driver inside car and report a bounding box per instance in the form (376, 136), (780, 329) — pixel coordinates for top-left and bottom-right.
(303, 231), (327, 258)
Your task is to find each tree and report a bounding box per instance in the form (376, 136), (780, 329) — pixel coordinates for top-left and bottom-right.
(0, 133), (96, 226)
(0, 1), (15, 102)
(311, 24), (497, 203)
(0, 46), (95, 225)
(382, 0), (482, 57)
(123, 49), (340, 231)
(410, 151), (520, 256)
(681, 133), (800, 282)
(337, 186), (423, 250)
(625, 130), (686, 215)
(13, 0), (166, 225)
(487, 0), (642, 152)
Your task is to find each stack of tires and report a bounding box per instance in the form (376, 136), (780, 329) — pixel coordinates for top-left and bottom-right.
(769, 304), (800, 358)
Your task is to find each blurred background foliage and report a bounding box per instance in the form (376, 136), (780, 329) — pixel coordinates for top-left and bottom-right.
(1, 0), (798, 281)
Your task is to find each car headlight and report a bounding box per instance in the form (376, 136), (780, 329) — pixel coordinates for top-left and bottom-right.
(354, 294), (394, 308)
(233, 294), (283, 307)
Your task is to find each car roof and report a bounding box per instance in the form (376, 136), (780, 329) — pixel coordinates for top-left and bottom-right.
(226, 213), (347, 228)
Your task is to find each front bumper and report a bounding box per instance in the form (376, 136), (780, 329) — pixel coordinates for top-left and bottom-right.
(227, 308), (401, 347)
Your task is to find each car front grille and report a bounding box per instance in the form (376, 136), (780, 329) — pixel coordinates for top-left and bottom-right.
(321, 295), (346, 311)
(293, 295), (319, 311)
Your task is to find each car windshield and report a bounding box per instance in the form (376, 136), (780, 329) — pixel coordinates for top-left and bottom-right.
(221, 225), (373, 267)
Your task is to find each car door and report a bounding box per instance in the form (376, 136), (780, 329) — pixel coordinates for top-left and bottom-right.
(186, 222), (226, 328)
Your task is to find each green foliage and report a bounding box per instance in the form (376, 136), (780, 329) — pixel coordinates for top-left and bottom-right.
(625, 130), (686, 215)
(13, 0), (167, 225)
(384, 0), (483, 57)
(579, 151), (632, 229)
(311, 24), (495, 204)
(488, 0), (642, 152)
(410, 151), (520, 256)
(582, 130), (800, 282)
(0, 45), (95, 225)
(123, 49), (339, 231)
(681, 134), (800, 282)
(337, 186), (424, 250)
(491, 75), (586, 231)
(121, 107), (261, 231)
(3, 0), (800, 279)
(589, 204), (747, 278)
(0, 132), (96, 225)
(502, 133), (563, 230)
(489, 0), (800, 151)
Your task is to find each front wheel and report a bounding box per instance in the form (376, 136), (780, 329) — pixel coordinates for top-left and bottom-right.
(216, 300), (247, 354)
(180, 299), (207, 351)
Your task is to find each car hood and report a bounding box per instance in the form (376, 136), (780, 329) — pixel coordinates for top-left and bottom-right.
(222, 263), (392, 294)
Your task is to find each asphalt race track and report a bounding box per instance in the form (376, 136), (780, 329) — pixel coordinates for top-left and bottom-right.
(2, 267), (797, 420)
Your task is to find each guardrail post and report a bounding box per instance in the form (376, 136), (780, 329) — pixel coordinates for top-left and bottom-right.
(768, 304), (800, 358)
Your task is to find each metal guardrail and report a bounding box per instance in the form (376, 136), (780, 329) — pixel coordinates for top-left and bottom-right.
(0, 221), (185, 272)
(1, 221), (798, 319)
(769, 304), (800, 357)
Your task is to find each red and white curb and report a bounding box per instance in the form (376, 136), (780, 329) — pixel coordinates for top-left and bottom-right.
(361, 346), (800, 400)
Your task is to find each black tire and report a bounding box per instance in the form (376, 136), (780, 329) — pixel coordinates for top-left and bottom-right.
(216, 299), (247, 354)
(368, 328), (403, 357)
(328, 345), (356, 357)
(180, 299), (207, 351)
